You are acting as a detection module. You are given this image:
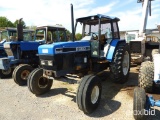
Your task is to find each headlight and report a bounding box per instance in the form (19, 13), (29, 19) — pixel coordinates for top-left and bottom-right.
(41, 60), (45, 65)
(48, 60), (53, 66)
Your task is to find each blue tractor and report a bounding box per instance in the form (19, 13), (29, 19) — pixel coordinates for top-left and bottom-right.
(0, 27), (34, 78)
(12, 25), (68, 86)
(0, 27), (34, 58)
(27, 4), (131, 114)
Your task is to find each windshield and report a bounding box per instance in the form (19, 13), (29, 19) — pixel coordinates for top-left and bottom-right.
(1, 30), (33, 42)
(1, 31), (9, 41)
(23, 31), (33, 41)
(35, 28), (67, 43)
(35, 29), (45, 41)
(83, 22), (112, 39)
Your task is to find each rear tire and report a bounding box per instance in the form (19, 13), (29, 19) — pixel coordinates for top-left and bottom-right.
(110, 43), (130, 83)
(0, 67), (13, 78)
(76, 75), (102, 114)
(29, 68), (53, 95)
(13, 64), (33, 86)
(139, 61), (154, 93)
(133, 87), (146, 120)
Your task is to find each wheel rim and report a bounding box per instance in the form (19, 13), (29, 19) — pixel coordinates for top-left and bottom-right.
(20, 70), (30, 80)
(2, 68), (11, 75)
(122, 51), (129, 76)
(91, 86), (99, 104)
(38, 76), (49, 88)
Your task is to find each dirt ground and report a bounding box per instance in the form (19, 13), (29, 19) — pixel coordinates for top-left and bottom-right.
(0, 66), (160, 120)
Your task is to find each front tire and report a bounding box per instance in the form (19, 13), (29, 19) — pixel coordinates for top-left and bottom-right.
(13, 64), (33, 86)
(110, 43), (130, 83)
(76, 75), (102, 114)
(27, 68), (40, 93)
(29, 68), (53, 95)
(133, 87), (146, 120)
(139, 61), (154, 93)
(0, 67), (13, 78)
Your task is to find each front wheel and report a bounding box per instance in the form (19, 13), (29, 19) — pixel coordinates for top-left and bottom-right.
(28, 68), (53, 95)
(133, 87), (147, 120)
(0, 67), (13, 78)
(13, 64), (33, 86)
(76, 75), (102, 114)
(110, 43), (130, 83)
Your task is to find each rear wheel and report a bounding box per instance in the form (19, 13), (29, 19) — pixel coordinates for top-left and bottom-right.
(139, 61), (154, 93)
(110, 43), (130, 83)
(133, 87), (146, 120)
(13, 64), (33, 86)
(29, 68), (53, 95)
(76, 75), (102, 114)
(0, 67), (13, 78)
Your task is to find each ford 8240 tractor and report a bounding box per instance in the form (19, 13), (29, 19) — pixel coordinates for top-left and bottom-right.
(27, 4), (131, 114)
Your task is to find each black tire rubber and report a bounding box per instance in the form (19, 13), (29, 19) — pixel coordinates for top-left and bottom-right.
(27, 68), (40, 93)
(13, 64), (33, 86)
(76, 75), (102, 114)
(133, 87), (146, 120)
(0, 67), (13, 79)
(29, 68), (53, 95)
(151, 49), (159, 61)
(76, 74), (93, 110)
(12, 64), (24, 84)
(110, 43), (131, 83)
(139, 61), (154, 93)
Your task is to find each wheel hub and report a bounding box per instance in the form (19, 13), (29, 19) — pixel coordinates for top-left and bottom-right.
(20, 70), (30, 80)
(38, 76), (49, 88)
(122, 51), (129, 76)
(91, 86), (99, 104)
(2, 68), (11, 75)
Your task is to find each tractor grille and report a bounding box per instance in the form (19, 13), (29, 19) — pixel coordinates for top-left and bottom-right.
(5, 48), (13, 56)
(130, 41), (141, 53)
(39, 55), (54, 60)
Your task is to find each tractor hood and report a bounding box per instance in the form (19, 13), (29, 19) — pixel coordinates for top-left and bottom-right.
(4, 41), (40, 51)
(38, 41), (90, 55)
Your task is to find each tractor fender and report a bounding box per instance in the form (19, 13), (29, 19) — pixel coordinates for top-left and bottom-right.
(106, 39), (126, 62)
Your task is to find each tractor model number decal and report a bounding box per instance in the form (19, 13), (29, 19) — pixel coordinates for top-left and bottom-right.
(55, 46), (90, 54)
(76, 47), (90, 51)
(42, 49), (48, 53)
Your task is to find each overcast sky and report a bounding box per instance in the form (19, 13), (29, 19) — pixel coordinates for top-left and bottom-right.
(0, 0), (160, 33)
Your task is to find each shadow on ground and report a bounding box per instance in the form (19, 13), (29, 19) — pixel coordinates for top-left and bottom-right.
(36, 67), (158, 118)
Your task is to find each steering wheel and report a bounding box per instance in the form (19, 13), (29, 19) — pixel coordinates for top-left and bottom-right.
(92, 33), (98, 40)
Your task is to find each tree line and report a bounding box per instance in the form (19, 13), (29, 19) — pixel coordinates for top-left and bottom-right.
(0, 16), (82, 40)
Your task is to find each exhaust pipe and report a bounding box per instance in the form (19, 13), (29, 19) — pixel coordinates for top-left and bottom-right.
(71, 4), (75, 42)
(17, 18), (23, 41)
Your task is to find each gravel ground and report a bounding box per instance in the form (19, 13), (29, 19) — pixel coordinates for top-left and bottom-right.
(0, 66), (160, 120)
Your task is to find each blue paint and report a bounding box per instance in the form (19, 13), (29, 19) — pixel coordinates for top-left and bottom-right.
(106, 39), (126, 62)
(20, 42), (39, 51)
(146, 95), (160, 110)
(38, 41), (90, 55)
